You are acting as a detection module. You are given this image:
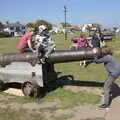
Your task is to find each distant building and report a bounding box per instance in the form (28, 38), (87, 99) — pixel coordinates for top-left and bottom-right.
(68, 25), (81, 32)
(50, 24), (64, 33)
(4, 23), (26, 37)
(81, 23), (101, 32)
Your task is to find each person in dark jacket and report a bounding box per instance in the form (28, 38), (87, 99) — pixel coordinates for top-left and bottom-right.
(94, 48), (120, 109)
(85, 30), (105, 67)
(91, 30), (101, 48)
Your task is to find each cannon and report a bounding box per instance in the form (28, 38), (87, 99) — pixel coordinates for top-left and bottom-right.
(0, 48), (101, 97)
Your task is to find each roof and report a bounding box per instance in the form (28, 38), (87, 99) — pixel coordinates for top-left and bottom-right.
(6, 23), (25, 27)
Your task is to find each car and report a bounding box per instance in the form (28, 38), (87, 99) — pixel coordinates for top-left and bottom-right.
(102, 31), (113, 40)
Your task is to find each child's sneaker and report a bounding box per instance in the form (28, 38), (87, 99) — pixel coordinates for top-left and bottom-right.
(40, 58), (46, 64)
(99, 104), (110, 109)
(44, 54), (48, 58)
(79, 61), (83, 66)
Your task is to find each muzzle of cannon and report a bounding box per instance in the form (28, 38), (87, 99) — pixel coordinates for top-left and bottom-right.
(47, 48), (100, 63)
(0, 48), (101, 97)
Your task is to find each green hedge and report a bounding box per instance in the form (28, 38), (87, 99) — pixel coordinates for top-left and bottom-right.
(0, 32), (10, 38)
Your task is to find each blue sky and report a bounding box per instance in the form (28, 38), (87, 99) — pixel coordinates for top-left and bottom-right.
(1, 0), (120, 27)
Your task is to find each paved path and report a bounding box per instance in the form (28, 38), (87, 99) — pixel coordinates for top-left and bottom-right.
(106, 96), (120, 120)
(66, 96), (120, 120)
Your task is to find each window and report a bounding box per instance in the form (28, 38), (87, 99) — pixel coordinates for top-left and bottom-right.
(22, 26), (25, 29)
(10, 27), (14, 30)
(15, 26), (20, 32)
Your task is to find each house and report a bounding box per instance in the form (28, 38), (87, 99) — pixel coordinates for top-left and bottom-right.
(4, 23), (26, 37)
(50, 24), (64, 33)
(68, 25), (81, 32)
(81, 23), (101, 32)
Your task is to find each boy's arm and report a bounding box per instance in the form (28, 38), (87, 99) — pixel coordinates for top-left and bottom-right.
(27, 39), (36, 53)
(94, 55), (110, 64)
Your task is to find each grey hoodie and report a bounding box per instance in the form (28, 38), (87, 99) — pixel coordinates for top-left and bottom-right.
(94, 55), (120, 78)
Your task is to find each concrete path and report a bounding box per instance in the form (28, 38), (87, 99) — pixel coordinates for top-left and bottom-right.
(66, 96), (120, 120)
(105, 97), (120, 120)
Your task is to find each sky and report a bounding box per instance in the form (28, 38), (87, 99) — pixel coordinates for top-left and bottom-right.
(1, 0), (120, 27)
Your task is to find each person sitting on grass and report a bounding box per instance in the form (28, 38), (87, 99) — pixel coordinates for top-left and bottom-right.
(76, 33), (91, 67)
(76, 33), (90, 50)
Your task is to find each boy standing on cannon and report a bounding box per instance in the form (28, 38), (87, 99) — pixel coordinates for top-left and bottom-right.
(35, 25), (56, 63)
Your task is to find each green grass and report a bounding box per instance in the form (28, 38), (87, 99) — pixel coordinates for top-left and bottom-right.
(0, 108), (46, 120)
(39, 88), (100, 108)
(0, 37), (20, 53)
(0, 34), (120, 120)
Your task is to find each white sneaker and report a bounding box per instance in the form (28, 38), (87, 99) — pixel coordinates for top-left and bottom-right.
(44, 54), (48, 58)
(79, 61), (82, 66)
(40, 58), (46, 64)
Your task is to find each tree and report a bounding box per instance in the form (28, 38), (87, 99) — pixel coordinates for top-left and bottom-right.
(86, 25), (92, 36)
(60, 22), (71, 28)
(34, 20), (52, 30)
(0, 22), (4, 31)
(16, 21), (20, 24)
(26, 22), (34, 28)
(92, 23), (101, 31)
(5, 21), (9, 25)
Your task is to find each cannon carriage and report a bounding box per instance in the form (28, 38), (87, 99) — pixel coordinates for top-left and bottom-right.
(0, 48), (101, 97)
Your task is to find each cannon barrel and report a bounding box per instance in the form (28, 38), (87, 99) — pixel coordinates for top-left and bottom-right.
(47, 48), (100, 63)
(0, 52), (37, 66)
(0, 48), (101, 66)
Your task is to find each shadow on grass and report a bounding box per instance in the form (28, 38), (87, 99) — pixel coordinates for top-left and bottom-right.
(45, 74), (104, 93)
(1, 82), (22, 91)
(59, 75), (104, 87)
(46, 74), (120, 105)
(109, 83), (120, 104)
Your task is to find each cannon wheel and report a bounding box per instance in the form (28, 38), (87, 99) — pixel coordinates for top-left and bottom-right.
(21, 81), (39, 98)
(0, 80), (4, 91)
(21, 81), (45, 98)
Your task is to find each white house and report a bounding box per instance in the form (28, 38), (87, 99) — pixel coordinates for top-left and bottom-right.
(4, 23), (26, 37)
(50, 24), (64, 34)
(81, 23), (98, 32)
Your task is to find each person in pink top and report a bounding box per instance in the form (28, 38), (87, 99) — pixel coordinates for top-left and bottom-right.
(17, 27), (36, 53)
(75, 33), (91, 67)
(77, 33), (89, 50)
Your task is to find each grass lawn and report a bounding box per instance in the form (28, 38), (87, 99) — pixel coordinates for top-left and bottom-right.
(0, 34), (120, 120)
